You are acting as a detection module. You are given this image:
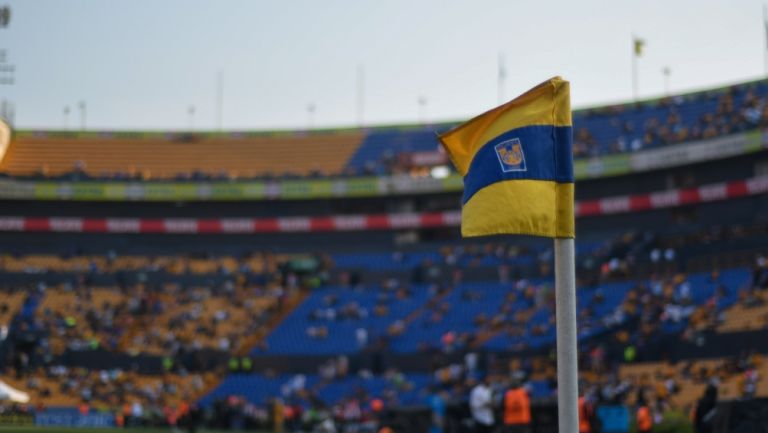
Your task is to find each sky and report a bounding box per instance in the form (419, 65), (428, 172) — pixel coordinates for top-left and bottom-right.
(1, 0), (767, 131)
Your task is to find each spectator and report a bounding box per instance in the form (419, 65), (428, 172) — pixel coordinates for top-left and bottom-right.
(503, 380), (531, 433)
(578, 390), (596, 433)
(470, 374), (495, 433)
(693, 383), (718, 433)
(635, 393), (653, 433)
(428, 386), (446, 433)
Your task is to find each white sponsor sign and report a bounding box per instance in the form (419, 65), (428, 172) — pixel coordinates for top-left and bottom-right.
(410, 151), (447, 166)
(277, 217), (311, 232)
(220, 219), (255, 233)
(333, 216), (368, 231)
(698, 184), (728, 201)
(163, 219), (198, 233)
(631, 134), (747, 171)
(49, 218), (83, 232)
(599, 196), (631, 214)
(0, 217), (24, 231)
(106, 219), (141, 232)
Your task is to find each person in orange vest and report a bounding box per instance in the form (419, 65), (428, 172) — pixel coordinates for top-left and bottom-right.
(503, 381), (531, 433)
(164, 404), (179, 428)
(370, 398), (384, 413)
(122, 402), (132, 427)
(283, 404), (295, 427)
(178, 400), (190, 418)
(578, 392), (594, 433)
(78, 401), (90, 416)
(636, 394), (653, 433)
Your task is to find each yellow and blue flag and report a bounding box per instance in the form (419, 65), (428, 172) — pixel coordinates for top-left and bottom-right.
(438, 76), (574, 238)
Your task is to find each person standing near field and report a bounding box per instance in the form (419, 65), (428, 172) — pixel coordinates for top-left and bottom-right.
(693, 383), (718, 433)
(428, 385), (447, 433)
(636, 393), (653, 433)
(503, 380), (531, 433)
(578, 390), (595, 433)
(470, 374), (495, 433)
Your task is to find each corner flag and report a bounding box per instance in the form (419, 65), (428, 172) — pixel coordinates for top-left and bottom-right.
(438, 77), (574, 238)
(439, 76), (579, 433)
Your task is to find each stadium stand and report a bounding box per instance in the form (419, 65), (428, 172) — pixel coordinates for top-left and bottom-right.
(198, 350), (768, 415)
(0, 291), (26, 328)
(199, 372), (432, 408)
(0, 370), (215, 408)
(0, 253), (274, 275)
(2, 79), (768, 180)
(258, 267), (750, 355)
(0, 131), (364, 179)
(617, 355), (768, 408)
(32, 284), (283, 356)
(1, 78), (768, 432)
(0, 238), (765, 429)
(570, 80), (768, 156)
(345, 129), (442, 175)
(717, 298), (768, 333)
(350, 78), (768, 171)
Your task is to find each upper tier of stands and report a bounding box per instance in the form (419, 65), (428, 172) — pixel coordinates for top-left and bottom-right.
(0, 132), (364, 179)
(347, 79), (768, 175)
(1, 78), (766, 180)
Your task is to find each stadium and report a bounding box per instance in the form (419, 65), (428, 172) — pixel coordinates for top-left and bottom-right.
(1, 2), (768, 433)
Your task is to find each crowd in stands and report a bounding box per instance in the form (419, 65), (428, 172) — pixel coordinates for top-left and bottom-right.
(203, 347), (766, 433)
(5, 160), (342, 183)
(31, 282), (284, 357)
(0, 251), (325, 423)
(3, 79), (768, 181)
(8, 365), (205, 410)
(268, 223), (768, 357)
(0, 223), (765, 431)
(1, 224), (762, 363)
(10, 279), (289, 358)
(572, 81), (768, 157)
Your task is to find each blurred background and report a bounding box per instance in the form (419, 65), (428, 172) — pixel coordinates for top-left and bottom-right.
(0, 1), (767, 432)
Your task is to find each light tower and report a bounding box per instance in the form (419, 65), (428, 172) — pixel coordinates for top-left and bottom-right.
(0, 5), (14, 124)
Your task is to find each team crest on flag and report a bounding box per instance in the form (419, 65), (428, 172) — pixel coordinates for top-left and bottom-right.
(438, 76), (573, 238)
(494, 138), (527, 172)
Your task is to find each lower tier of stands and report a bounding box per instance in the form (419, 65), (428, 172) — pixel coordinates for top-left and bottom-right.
(199, 373), (433, 409)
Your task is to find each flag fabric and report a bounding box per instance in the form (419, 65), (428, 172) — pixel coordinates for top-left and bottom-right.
(438, 76), (574, 239)
(633, 37), (645, 56)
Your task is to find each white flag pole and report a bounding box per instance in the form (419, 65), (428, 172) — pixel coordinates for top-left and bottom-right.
(554, 237), (578, 433)
(763, 5), (768, 76)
